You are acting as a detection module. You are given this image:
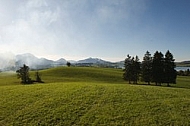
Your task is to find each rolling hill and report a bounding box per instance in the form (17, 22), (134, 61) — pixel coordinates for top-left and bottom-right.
(176, 61), (190, 67)
(0, 67), (190, 125)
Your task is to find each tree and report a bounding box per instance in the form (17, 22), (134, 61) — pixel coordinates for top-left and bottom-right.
(186, 69), (190, 76)
(141, 51), (152, 85)
(123, 55), (132, 84)
(152, 51), (164, 85)
(66, 62), (71, 67)
(16, 64), (32, 84)
(164, 50), (177, 86)
(35, 71), (44, 83)
(131, 56), (141, 84)
(123, 55), (140, 84)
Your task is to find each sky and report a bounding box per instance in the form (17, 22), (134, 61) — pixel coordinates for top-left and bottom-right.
(0, 0), (190, 62)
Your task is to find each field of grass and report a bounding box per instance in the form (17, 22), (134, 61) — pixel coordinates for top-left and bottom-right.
(0, 67), (190, 125)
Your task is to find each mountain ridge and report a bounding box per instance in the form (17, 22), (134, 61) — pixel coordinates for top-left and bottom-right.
(0, 53), (117, 71)
(0, 53), (189, 71)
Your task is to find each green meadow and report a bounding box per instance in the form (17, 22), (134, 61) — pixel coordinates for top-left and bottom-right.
(0, 67), (190, 125)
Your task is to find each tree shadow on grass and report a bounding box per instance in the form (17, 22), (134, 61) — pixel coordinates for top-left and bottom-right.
(127, 82), (190, 90)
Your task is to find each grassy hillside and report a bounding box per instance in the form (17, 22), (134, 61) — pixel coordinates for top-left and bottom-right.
(0, 67), (190, 125)
(0, 67), (124, 86)
(40, 67), (125, 84)
(0, 71), (18, 86)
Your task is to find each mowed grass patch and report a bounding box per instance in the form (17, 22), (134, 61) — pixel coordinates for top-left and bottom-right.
(1, 82), (190, 125)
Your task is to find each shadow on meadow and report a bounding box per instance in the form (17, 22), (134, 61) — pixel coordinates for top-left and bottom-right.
(127, 80), (190, 90)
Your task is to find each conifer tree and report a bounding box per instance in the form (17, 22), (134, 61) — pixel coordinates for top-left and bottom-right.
(16, 64), (32, 84)
(131, 56), (141, 84)
(123, 55), (132, 84)
(123, 55), (140, 84)
(141, 51), (152, 85)
(152, 51), (164, 85)
(164, 50), (177, 86)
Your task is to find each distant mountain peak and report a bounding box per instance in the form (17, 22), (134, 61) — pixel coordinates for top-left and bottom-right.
(77, 57), (108, 64)
(17, 53), (36, 57)
(0, 53), (124, 71)
(56, 58), (67, 64)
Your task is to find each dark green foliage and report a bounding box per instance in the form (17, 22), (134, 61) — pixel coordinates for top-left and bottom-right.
(129, 50), (177, 86)
(164, 50), (177, 86)
(16, 64), (32, 84)
(123, 55), (132, 83)
(177, 69), (190, 76)
(123, 55), (141, 84)
(187, 69), (190, 75)
(141, 51), (152, 85)
(67, 62), (71, 67)
(152, 51), (164, 85)
(35, 71), (44, 83)
(131, 56), (141, 84)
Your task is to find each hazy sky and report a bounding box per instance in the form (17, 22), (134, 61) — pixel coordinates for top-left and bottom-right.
(0, 0), (190, 61)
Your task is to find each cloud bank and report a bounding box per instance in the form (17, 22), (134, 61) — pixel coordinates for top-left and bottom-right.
(0, 0), (147, 60)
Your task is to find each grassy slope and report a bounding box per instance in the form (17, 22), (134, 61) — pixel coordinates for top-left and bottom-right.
(40, 67), (125, 84)
(0, 71), (18, 86)
(0, 67), (190, 125)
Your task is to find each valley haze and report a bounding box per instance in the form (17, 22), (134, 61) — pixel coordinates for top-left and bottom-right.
(0, 52), (189, 72)
(0, 53), (123, 71)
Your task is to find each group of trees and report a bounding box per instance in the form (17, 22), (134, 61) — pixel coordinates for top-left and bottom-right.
(16, 61), (72, 84)
(16, 64), (43, 84)
(177, 69), (190, 76)
(123, 50), (177, 86)
(123, 55), (141, 84)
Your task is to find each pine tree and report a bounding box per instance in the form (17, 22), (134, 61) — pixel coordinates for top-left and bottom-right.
(131, 56), (141, 84)
(164, 50), (177, 86)
(35, 71), (43, 83)
(141, 51), (152, 85)
(16, 64), (32, 84)
(123, 55), (140, 84)
(152, 51), (164, 86)
(123, 55), (132, 84)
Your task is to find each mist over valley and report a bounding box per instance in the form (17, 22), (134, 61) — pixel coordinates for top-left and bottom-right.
(0, 53), (124, 71)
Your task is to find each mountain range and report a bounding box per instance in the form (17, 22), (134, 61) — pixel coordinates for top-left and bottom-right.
(0, 53), (189, 71)
(0, 53), (120, 71)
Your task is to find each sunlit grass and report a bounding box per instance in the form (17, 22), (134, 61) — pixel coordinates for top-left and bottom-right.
(0, 67), (190, 125)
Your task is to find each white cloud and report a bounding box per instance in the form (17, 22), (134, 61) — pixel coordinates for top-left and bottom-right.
(0, 0), (62, 56)
(0, 0), (148, 60)
(26, 0), (48, 8)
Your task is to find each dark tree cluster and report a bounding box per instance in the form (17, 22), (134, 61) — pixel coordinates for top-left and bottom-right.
(66, 62), (71, 67)
(123, 55), (141, 84)
(16, 64), (43, 84)
(16, 64), (32, 84)
(177, 69), (190, 76)
(123, 50), (177, 86)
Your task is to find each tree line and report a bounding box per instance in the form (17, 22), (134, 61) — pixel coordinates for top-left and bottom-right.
(123, 50), (177, 86)
(177, 69), (190, 76)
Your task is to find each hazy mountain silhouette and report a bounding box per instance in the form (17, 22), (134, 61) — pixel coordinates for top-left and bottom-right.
(77, 57), (110, 64)
(0, 53), (67, 71)
(0, 53), (188, 71)
(15, 53), (54, 69)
